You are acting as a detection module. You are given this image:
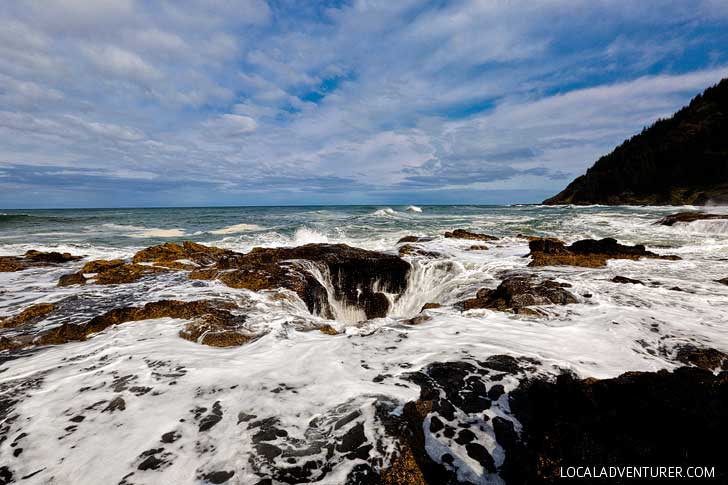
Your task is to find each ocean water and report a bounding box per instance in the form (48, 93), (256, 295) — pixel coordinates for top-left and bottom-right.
(1, 204), (728, 484)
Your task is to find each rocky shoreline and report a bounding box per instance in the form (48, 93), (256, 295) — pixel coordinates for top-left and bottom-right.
(1, 217), (726, 484)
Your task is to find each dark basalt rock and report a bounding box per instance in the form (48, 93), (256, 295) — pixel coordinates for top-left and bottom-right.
(657, 211), (728, 226)
(58, 272), (87, 287)
(528, 237), (680, 268)
(501, 367), (728, 483)
(544, 78), (728, 206)
(717, 277), (728, 286)
(674, 344), (728, 371)
(132, 241), (235, 269)
(397, 236), (434, 244)
(444, 229), (498, 241)
(459, 276), (577, 314)
(398, 244), (440, 258)
(1, 300), (253, 351)
(0, 250), (81, 272)
(611, 275), (644, 285)
(0, 303), (55, 329)
(191, 243), (410, 320)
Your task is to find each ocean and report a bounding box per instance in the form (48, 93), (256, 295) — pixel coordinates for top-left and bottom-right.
(1, 204), (728, 484)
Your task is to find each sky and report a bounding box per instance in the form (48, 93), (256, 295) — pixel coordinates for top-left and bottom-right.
(1, 0), (728, 208)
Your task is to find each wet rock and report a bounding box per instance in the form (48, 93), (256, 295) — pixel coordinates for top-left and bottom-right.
(203, 470), (235, 484)
(528, 237), (680, 268)
(401, 314), (431, 326)
(160, 431), (181, 443)
(0, 250), (81, 272)
(398, 244), (440, 258)
(501, 367), (728, 483)
(674, 344), (728, 371)
(23, 300), (252, 350)
(444, 229), (498, 241)
(716, 277), (728, 286)
(94, 262), (168, 285)
(318, 324), (339, 335)
(420, 303), (441, 311)
(396, 236), (434, 244)
(611, 275), (645, 285)
(460, 276), (577, 314)
(102, 396), (126, 413)
(198, 402), (223, 432)
(657, 211), (728, 226)
(465, 245), (489, 251)
(81, 259), (125, 273)
(516, 234), (565, 244)
(465, 443), (495, 472)
(191, 243), (410, 320)
(0, 303), (55, 329)
(132, 241), (235, 269)
(57, 272), (87, 286)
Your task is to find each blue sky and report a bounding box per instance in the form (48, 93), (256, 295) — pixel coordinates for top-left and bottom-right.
(1, 0), (727, 208)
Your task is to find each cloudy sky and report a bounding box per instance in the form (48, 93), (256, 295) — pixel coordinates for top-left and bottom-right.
(1, 0), (727, 208)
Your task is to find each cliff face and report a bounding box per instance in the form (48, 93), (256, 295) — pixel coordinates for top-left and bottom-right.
(544, 78), (728, 205)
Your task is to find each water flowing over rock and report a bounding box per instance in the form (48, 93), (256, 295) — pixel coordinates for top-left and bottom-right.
(0, 250), (81, 272)
(444, 229), (498, 241)
(459, 276), (577, 314)
(528, 237), (680, 267)
(0, 303), (55, 329)
(190, 243), (411, 321)
(656, 211), (728, 226)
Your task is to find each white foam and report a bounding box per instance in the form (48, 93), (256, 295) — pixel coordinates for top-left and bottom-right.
(207, 223), (264, 235)
(405, 205), (423, 213)
(292, 227), (330, 245)
(372, 207), (397, 217)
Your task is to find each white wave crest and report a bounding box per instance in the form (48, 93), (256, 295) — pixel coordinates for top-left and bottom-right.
(372, 208), (397, 217)
(129, 228), (187, 238)
(405, 205), (423, 213)
(674, 219), (728, 235)
(208, 223), (263, 235)
(293, 227), (329, 245)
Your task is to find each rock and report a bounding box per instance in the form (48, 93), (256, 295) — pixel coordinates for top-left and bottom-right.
(465, 245), (489, 251)
(528, 237), (680, 268)
(15, 300), (253, 350)
(401, 314), (431, 326)
(398, 244), (440, 258)
(611, 275), (644, 285)
(190, 243), (410, 320)
(58, 272), (87, 287)
(444, 229), (498, 241)
(459, 276), (577, 314)
(81, 259), (125, 273)
(674, 344), (728, 371)
(543, 78), (728, 206)
(516, 234), (565, 244)
(0, 250), (81, 272)
(203, 471), (235, 484)
(716, 277), (728, 286)
(0, 303), (55, 329)
(657, 211), (728, 226)
(420, 303), (441, 311)
(132, 241), (235, 269)
(103, 396), (126, 413)
(396, 236), (434, 244)
(501, 367), (728, 483)
(94, 263), (168, 285)
(319, 324), (339, 335)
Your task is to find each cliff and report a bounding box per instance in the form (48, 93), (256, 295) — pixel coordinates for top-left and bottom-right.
(544, 77), (728, 205)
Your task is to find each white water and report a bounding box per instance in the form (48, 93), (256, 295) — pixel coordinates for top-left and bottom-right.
(1, 206), (728, 484)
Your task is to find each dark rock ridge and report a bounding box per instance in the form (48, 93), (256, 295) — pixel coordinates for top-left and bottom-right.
(190, 243), (410, 320)
(656, 211), (728, 226)
(0, 250), (81, 272)
(444, 229), (498, 241)
(500, 367), (728, 483)
(459, 276), (577, 315)
(528, 237), (680, 268)
(0, 300), (253, 351)
(544, 77), (728, 205)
